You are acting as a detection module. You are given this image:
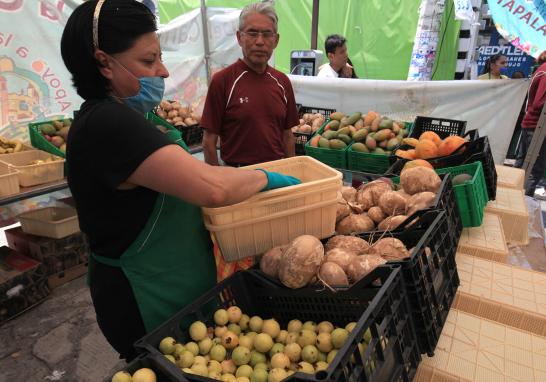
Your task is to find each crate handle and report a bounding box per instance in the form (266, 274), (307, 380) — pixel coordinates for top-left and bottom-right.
(204, 197), (336, 231)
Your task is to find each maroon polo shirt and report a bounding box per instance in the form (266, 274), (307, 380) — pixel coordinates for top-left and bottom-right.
(201, 59), (299, 165)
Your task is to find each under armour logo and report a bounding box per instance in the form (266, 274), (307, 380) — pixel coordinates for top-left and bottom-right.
(239, 97), (249, 103)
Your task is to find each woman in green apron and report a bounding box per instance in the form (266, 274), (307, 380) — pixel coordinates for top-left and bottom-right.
(60, 0), (300, 361)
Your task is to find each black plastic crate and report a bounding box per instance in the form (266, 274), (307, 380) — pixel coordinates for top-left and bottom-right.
(357, 209), (459, 356)
(177, 124), (203, 147)
(410, 116), (467, 140)
(135, 268), (421, 382)
(387, 136), (497, 200)
(106, 353), (181, 382)
(294, 106), (335, 155)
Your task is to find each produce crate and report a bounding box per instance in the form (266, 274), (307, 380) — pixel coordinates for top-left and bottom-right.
(107, 353), (182, 382)
(435, 162), (488, 228)
(48, 262), (87, 289)
(358, 209), (460, 356)
(453, 253), (546, 337)
(135, 267), (421, 382)
(409, 116), (467, 140)
(0, 150), (64, 187)
(340, 170), (462, 245)
(202, 156), (342, 262)
(146, 112), (190, 152)
(304, 125), (348, 169)
(148, 110), (203, 147)
(17, 207), (79, 239)
(456, 213), (508, 263)
(416, 309), (546, 382)
(484, 186), (529, 245)
(495, 164), (525, 190)
(0, 161), (19, 197)
(28, 119), (69, 158)
(293, 106), (335, 155)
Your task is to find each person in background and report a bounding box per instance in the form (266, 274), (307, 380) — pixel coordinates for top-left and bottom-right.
(478, 54), (509, 79)
(317, 34), (355, 78)
(511, 70), (526, 79)
(515, 51), (546, 197)
(201, 2), (298, 167)
(60, 0), (299, 361)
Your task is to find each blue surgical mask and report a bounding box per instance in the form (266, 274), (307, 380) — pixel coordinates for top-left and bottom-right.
(500, 67), (508, 75)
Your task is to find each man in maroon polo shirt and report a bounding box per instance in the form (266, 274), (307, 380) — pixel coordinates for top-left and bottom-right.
(201, 2), (298, 167)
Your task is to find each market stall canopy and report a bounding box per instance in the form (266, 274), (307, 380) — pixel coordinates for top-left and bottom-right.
(489, 0), (546, 58)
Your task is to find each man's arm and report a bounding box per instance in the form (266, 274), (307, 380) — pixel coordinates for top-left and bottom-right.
(283, 128), (295, 157)
(202, 130), (220, 165)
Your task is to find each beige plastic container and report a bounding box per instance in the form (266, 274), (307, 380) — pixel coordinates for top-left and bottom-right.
(0, 161), (20, 197)
(456, 213), (508, 263)
(0, 150), (64, 187)
(454, 253), (546, 337)
(18, 207), (80, 239)
(202, 156), (342, 262)
(485, 186), (529, 245)
(416, 309), (546, 382)
(495, 164), (525, 190)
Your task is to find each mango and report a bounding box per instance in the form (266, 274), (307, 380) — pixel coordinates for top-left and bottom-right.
(329, 139), (347, 150)
(370, 116), (381, 132)
(352, 129), (368, 142)
(386, 138), (400, 151)
(400, 129), (408, 137)
(40, 124), (56, 136)
(365, 136), (377, 150)
(374, 147), (386, 155)
(323, 130), (338, 140)
(378, 118), (393, 130)
(325, 120), (340, 131)
(329, 112), (345, 121)
(348, 126), (357, 137)
(374, 129), (391, 142)
(345, 112), (362, 125)
(309, 135), (321, 148)
(336, 134), (351, 145)
(351, 143), (369, 153)
(318, 137), (330, 148)
(392, 123), (401, 134)
(337, 127), (351, 136)
(378, 140), (388, 149)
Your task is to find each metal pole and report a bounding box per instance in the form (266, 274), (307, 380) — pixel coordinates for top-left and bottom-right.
(311, 0), (319, 50)
(200, 0), (212, 84)
(522, 102), (546, 188)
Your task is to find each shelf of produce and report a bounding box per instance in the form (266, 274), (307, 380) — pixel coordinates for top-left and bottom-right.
(0, 179), (68, 207)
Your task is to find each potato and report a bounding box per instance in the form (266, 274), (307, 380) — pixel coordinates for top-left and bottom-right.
(167, 109), (178, 118)
(185, 117), (198, 125)
(400, 167), (441, 195)
(160, 100), (172, 111)
(367, 206), (386, 224)
(312, 118), (324, 130)
(406, 192), (436, 216)
(303, 113), (313, 123)
(378, 191), (406, 216)
(325, 248), (357, 273)
(346, 255), (387, 283)
(278, 235), (324, 289)
(318, 262), (349, 286)
(299, 118), (305, 125)
(360, 179), (393, 205)
(157, 109), (167, 119)
(336, 214), (375, 235)
(341, 186), (357, 203)
(298, 124), (312, 134)
(377, 215), (407, 231)
(396, 189), (412, 201)
(355, 189), (374, 211)
(370, 238), (410, 260)
(260, 245), (286, 279)
(336, 198), (351, 223)
(324, 235), (371, 255)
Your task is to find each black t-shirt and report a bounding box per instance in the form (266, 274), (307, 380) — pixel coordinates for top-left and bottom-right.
(67, 99), (173, 258)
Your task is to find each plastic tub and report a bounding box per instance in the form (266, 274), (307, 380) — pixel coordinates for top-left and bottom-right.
(456, 213), (508, 263)
(495, 164), (525, 190)
(202, 156), (342, 262)
(0, 150), (64, 187)
(17, 207), (80, 239)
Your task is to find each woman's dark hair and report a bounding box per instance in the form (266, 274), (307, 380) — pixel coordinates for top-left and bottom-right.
(324, 34), (346, 55)
(481, 53), (506, 75)
(60, 0), (157, 100)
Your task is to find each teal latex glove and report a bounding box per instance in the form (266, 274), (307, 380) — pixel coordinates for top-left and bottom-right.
(257, 169), (301, 191)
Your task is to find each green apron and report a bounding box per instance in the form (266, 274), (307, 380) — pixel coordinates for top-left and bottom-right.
(90, 128), (216, 331)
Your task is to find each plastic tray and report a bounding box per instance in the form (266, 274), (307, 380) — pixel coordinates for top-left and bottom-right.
(17, 207), (80, 239)
(0, 150), (64, 187)
(484, 186), (529, 245)
(436, 162), (488, 228)
(108, 353), (182, 382)
(293, 106), (335, 155)
(358, 209), (460, 356)
(410, 116), (467, 140)
(0, 161), (20, 197)
(456, 213), (508, 263)
(495, 165), (525, 190)
(304, 124), (349, 169)
(454, 253), (546, 337)
(146, 112), (191, 152)
(135, 267), (421, 382)
(417, 309), (546, 382)
(202, 156), (342, 262)
(28, 119), (69, 158)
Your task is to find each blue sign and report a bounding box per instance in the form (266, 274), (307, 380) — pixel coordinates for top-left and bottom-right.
(477, 31), (535, 77)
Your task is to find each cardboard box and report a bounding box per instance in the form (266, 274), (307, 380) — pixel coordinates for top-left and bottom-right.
(0, 247), (49, 323)
(48, 262), (88, 289)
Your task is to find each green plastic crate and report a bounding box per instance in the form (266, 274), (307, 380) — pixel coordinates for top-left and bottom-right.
(145, 112), (190, 152)
(28, 119), (69, 158)
(304, 124), (348, 168)
(436, 161), (487, 227)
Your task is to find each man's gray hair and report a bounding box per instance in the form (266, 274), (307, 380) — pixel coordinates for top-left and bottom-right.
(239, 1), (278, 32)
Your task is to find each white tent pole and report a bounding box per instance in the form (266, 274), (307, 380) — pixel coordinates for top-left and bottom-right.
(200, 0), (212, 84)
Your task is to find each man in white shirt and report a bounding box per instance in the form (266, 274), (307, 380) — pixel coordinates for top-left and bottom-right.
(317, 34), (355, 78)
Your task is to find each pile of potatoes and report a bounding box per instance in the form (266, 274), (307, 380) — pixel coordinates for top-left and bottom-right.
(336, 166), (442, 235)
(291, 112), (326, 134)
(156, 100), (201, 127)
(260, 234), (412, 289)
